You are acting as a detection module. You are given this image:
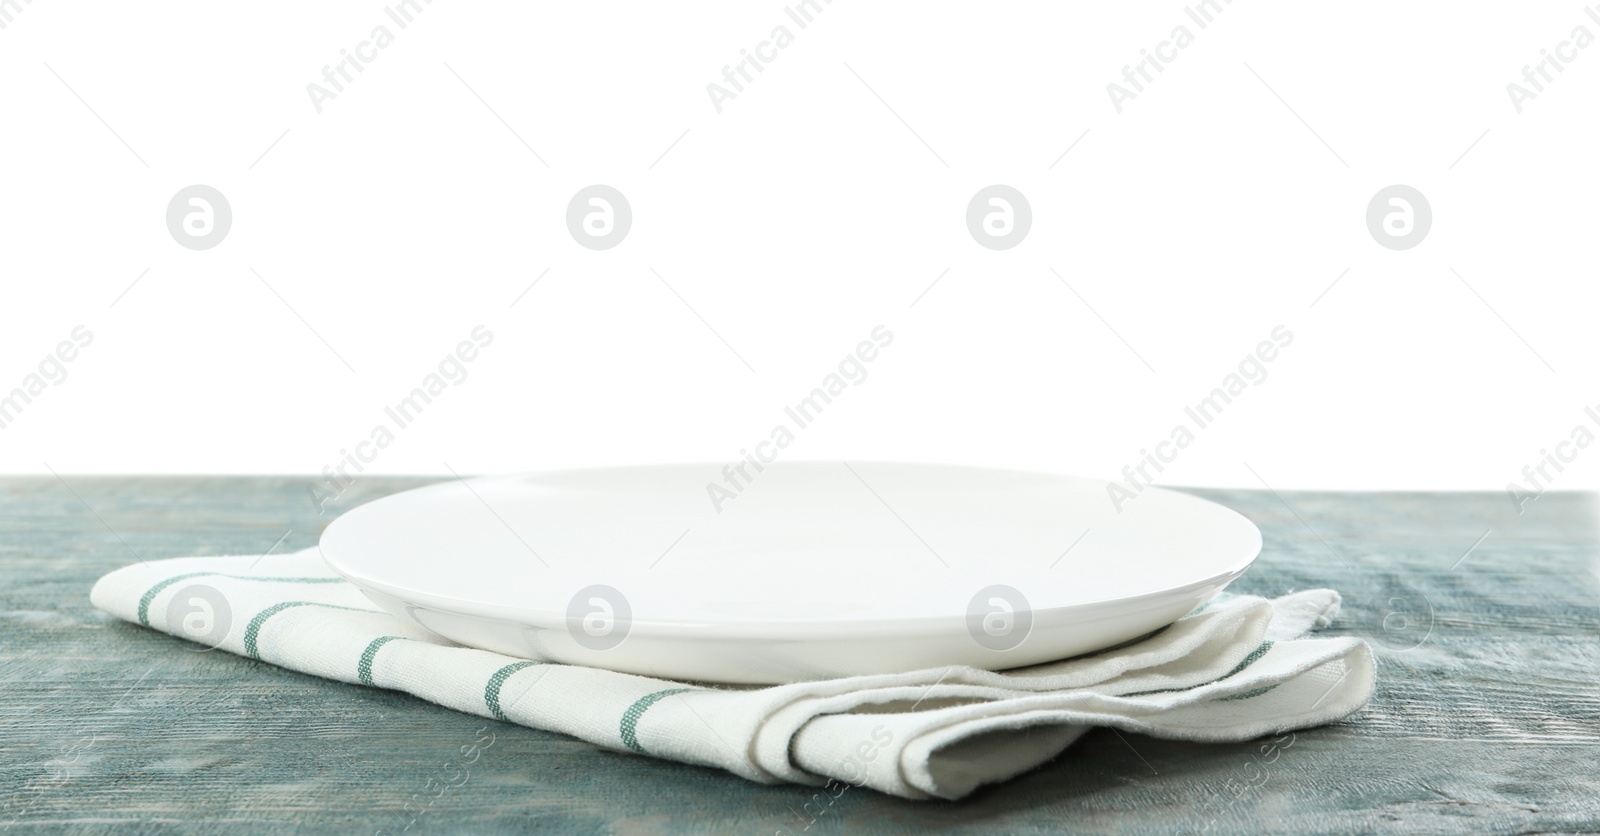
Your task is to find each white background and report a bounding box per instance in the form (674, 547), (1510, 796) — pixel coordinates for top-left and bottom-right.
(1, 1), (1596, 495)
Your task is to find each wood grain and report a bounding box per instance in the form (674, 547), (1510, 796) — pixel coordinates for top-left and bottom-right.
(1, 477), (1595, 834)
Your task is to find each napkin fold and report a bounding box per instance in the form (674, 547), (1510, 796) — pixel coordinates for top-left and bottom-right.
(90, 548), (1374, 800)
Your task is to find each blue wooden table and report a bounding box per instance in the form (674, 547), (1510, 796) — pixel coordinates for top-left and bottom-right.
(2, 477), (1596, 833)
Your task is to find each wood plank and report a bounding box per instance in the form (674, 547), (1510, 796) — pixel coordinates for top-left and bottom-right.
(1, 477), (1595, 833)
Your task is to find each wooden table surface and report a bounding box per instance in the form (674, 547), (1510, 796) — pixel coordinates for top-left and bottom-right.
(2, 477), (1596, 834)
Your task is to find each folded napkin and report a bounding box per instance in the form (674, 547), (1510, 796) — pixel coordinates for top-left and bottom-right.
(90, 548), (1374, 801)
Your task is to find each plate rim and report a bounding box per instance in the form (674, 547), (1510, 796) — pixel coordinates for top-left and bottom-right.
(318, 461), (1262, 639)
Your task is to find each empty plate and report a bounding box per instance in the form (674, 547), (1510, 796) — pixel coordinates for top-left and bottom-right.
(318, 462), (1261, 684)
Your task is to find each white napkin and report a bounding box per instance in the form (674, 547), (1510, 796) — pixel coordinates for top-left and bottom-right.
(90, 548), (1374, 801)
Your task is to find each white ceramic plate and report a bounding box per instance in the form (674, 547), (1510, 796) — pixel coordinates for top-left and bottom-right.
(318, 462), (1261, 684)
